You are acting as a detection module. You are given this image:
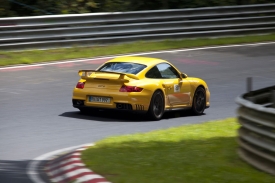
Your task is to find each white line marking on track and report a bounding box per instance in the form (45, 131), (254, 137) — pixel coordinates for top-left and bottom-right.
(27, 143), (94, 183)
(1, 42), (275, 71)
(76, 147), (87, 151)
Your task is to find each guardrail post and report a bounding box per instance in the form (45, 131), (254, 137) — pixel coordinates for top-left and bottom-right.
(247, 77), (252, 93)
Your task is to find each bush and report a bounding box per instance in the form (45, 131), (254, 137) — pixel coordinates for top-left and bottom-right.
(1, 0), (275, 17)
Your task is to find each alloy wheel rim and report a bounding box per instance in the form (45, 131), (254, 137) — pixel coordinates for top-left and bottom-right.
(153, 94), (163, 117)
(195, 90), (205, 113)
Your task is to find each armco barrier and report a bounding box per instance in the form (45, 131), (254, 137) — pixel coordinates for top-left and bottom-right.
(236, 85), (275, 176)
(0, 3), (275, 50)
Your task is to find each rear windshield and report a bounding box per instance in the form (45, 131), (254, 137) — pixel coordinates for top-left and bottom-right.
(98, 62), (147, 75)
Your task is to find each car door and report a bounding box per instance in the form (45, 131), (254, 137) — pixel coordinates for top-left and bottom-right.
(156, 63), (191, 107)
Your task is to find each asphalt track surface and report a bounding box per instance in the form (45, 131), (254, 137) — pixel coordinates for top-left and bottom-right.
(0, 43), (275, 183)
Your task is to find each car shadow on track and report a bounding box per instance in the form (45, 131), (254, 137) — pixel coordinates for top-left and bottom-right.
(59, 109), (203, 122)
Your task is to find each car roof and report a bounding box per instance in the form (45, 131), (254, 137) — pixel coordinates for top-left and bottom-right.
(106, 56), (168, 66)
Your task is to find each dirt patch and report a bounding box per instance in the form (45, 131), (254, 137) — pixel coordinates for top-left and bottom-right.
(0, 54), (9, 59)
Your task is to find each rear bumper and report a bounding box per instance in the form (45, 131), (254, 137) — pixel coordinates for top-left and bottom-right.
(72, 99), (147, 113)
(72, 86), (151, 112)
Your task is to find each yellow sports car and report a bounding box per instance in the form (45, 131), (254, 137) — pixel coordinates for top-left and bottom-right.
(72, 56), (210, 120)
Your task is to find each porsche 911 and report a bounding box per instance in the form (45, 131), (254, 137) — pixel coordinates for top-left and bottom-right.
(72, 56), (210, 120)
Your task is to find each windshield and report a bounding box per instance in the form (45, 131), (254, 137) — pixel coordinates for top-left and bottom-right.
(98, 62), (147, 75)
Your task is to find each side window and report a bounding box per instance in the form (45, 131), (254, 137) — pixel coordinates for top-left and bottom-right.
(157, 63), (179, 79)
(145, 66), (162, 78)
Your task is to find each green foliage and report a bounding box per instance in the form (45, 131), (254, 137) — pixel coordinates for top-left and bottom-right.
(101, 0), (275, 11)
(57, 0), (99, 14)
(100, 0), (130, 12)
(0, 0), (15, 17)
(1, 0), (275, 17)
(2, 0), (100, 17)
(82, 118), (274, 183)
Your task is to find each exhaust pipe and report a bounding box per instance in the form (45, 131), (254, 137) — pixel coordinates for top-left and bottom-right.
(117, 103), (123, 109)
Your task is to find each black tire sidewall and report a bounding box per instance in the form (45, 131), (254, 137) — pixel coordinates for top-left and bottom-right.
(192, 87), (206, 115)
(148, 90), (165, 120)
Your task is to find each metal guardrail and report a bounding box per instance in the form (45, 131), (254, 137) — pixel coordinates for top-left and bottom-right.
(0, 3), (275, 50)
(236, 83), (275, 176)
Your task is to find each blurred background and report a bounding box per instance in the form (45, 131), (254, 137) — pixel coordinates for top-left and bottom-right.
(1, 0), (275, 17)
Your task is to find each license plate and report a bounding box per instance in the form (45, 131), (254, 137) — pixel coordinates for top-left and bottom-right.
(89, 96), (111, 103)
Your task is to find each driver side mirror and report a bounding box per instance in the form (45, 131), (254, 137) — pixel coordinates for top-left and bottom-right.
(181, 73), (188, 78)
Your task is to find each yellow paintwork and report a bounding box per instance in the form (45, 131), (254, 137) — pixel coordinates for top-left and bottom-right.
(72, 56), (210, 111)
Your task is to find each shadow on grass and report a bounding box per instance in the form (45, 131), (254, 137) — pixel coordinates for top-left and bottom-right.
(59, 109), (201, 122)
(82, 137), (274, 183)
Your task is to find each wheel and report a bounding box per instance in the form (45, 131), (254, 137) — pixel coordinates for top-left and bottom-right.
(148, 90), (165, 120)
(191, 87), (206, 115)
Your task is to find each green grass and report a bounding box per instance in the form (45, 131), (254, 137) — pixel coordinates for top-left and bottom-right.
(1, 33), (275, 66)
(81, 118), (274, 183)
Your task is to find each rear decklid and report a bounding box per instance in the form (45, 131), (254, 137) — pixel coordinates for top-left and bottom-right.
(78, 70), (139, 90)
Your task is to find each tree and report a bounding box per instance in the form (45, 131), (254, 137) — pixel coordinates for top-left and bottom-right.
(2, 0), (275, 17)
(0, 0), (16, 17)
(48, 0), (99, 14)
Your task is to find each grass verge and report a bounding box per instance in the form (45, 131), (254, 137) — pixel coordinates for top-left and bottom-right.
(1, 33), (275, 66)
(82, 118), (274, 183)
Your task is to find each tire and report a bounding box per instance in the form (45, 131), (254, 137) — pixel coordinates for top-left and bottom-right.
(148, 90), (165, 120)
(191, 87), (206, 115)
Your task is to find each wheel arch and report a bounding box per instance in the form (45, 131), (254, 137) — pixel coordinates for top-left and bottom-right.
(191, 85), (205, 98)
(150, 88), (165, 102)
(197, 84), (205, 90)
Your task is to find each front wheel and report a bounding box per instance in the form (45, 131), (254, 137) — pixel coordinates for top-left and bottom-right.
(148, 90), (165, 120)
(191, 87), (206, 115)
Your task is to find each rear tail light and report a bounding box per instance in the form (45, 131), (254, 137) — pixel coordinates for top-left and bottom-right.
(119, 85), (143, 92)
(76, 82), (85, 89)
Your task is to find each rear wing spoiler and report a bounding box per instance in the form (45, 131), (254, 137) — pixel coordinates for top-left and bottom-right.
(78, 70), (139, 80)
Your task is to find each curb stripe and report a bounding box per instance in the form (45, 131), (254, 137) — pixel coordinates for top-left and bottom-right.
(27, 143), (95, 183)
(47, 157), (81, 170)
(50, 169), (94, 182)
(49, 155), (82, 165)
(47, 160), (83, 172)
(48, 163), (85, 176)
(45, 145), (109, 183)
